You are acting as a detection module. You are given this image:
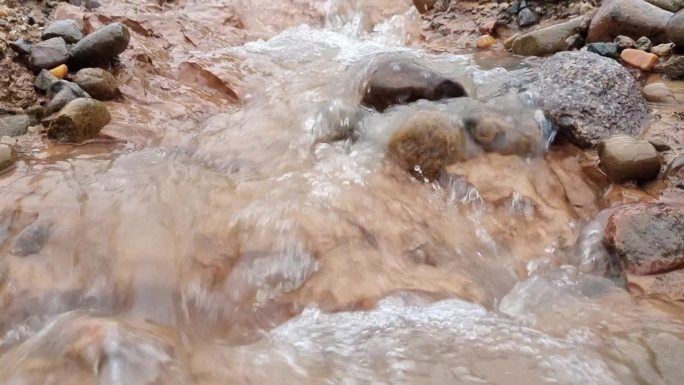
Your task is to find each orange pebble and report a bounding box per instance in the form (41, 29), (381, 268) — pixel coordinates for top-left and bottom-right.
(476, 34), (496, 49)
(620, 49), (658, 71)
(49, 64), (68, 79)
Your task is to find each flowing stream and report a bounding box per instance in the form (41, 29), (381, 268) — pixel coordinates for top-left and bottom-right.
(0, 0), (683, 384)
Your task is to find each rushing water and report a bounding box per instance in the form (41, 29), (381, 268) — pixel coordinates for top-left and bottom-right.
(0, 0), (683, 384)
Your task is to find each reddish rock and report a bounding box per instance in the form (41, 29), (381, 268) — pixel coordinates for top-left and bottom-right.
(604, 204), (684, 275)
(621, 48), (659, 71)
(476, 35), (496, 49)
(479, 18), (497, 35)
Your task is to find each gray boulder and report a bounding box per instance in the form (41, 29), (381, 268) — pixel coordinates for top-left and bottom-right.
(46, 98), (110, 143)
(666, 10), (684, 46)
(512, 17), (584, 56)
(29, 37), (70, 71)
(73, 68), (120, 100)
(0, 114), (31, 137)
(41, 20), (83, 44)
(588, 0), (673, 43)
(537, 51), (649, 148)
(45, 80), (91, 115)
(69, 23), (130, 69)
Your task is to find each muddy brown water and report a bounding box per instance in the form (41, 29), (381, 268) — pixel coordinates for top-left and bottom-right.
(0, 1), (683, 384)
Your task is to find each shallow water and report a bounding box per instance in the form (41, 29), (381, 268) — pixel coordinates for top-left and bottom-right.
(0, 0), (683, 384)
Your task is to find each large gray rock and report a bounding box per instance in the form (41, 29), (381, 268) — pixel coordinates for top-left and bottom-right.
(0, 144), (17, 173)
(46, 98), (110, 143)
(69, 23), (130, 69)
(0, 114), (31, 137)
(598, 135), (661, 183)
(73, 68), (120, 100)
(29, 37), (70, 71)
(45, 80), (91, 115)
(666, 10), (684, 46)
(512, 17), (584, 56)
(360, 58), (467, 112)
(41, 20), (83, 44)
(605, 204), (684, 275)
(537, 51), (649, 148)
(645, 0), (684, 12)
(658, 55), (684, 79)
(588, 0), (673, 43)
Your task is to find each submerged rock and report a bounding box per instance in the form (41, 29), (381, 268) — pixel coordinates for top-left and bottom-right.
(666, 10), (684, 46)
(538, 51), (648, 147)
(360, 59), (467, 112)
(69, 23), (130, 69)
(10, 220), (53, 257)
(41, 20), (83, 43)
(46, 98), (110, 142)
(642, 82), (677, 103)
(387, 110), (465, 180)
(0, 114), (31, 137)
(29, 37), (70, 71)
(0, 144), (17, 173)
(73, 68), (119, 100)
(588, 0), (672, 43)
(512, 17), (584, 56)
(597, 135), (661, 183)
(45, 80), (91, 115)
(604, 204), (684, 275)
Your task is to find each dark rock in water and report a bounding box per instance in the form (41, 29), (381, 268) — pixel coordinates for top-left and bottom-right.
(34, 69), (59, 92)
(667, 10), (684, 46)
(0, 114), (31, 137)
(604, 204), (684, 275)
(658, 55), (684, 79)
(387, 110), (465, 180)
(10, 220), (53, 257)
(41, 20), (83, 43)
(597, 135), (661, 183)
(46, 98), (110, 142)
(45, 80), (91, 115)
(69, 23), (130, 69)
(73, 68), (120, 100)
(9, 38), (32, 56)
(512, 17), (584, 56)
(588, 0), (672, 43)
(537, 51), (649, 148)
(586, 42), (619, 58)
(313, 101), (365, 143)
(0, 144), (17, 173)
(614, 35), (636, 51)
(517, 8), (539, 27)
(635, 36), (653, 51)
(29, 37), (70, 71)
(360, 59), (467, 112)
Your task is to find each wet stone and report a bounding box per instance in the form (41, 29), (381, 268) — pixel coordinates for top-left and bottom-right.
(0, 114), (31, 137)
(604, 204), (684, 275)
(586, 42), (619, 59)
(597, 135), (661, 183)
(34, 69), (59, 92)
(658, 55), (684, 78)
(635, 36), (653, 51)
(651, 43), (674, 57)
(69, 23), (130, 69)
(588, 0), (673, 43)
(0, 143), (17, 173)
(666, 9), (684, 46)
(614, 35), (636, 51)
(29, 37), (69, 71)
(517, 8), (539, 27)
(46, 98), (110, 143)
(10, 220), (53, 257)
(73, 68), (119, 100)
(512, 17), (584, 56)
(537, 51), (649, 148)
(565, 34), (585, 51)
(642, 82), (677, 103)
(9, 38), (32, 56)
(41, 20), (83, 43)
(45, 80), (90, 115)
(387, 110), (465, 180)
(360, 59), (467, 112)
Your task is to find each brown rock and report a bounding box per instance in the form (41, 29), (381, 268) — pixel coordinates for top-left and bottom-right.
(46, 98), (111, 143)
(621, 48), (659, 71)
(73, 68), (120, 100)
(604, 204), (684, 275)
(628, 269), (684, 301)
(588, 0), (673, 43)
(476, 35), (496, 49)
(360, 58), (467, 112)
(598, 135), (661, 183)
(642, 82), (677, 103)
(511, 17), (584, 56)
(0, 143), (17, 173)
(614, 35), (637, 51)
(387, 110), (465, 180)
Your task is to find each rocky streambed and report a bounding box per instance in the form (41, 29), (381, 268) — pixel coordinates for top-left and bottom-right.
(0, 0), (683, 384)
